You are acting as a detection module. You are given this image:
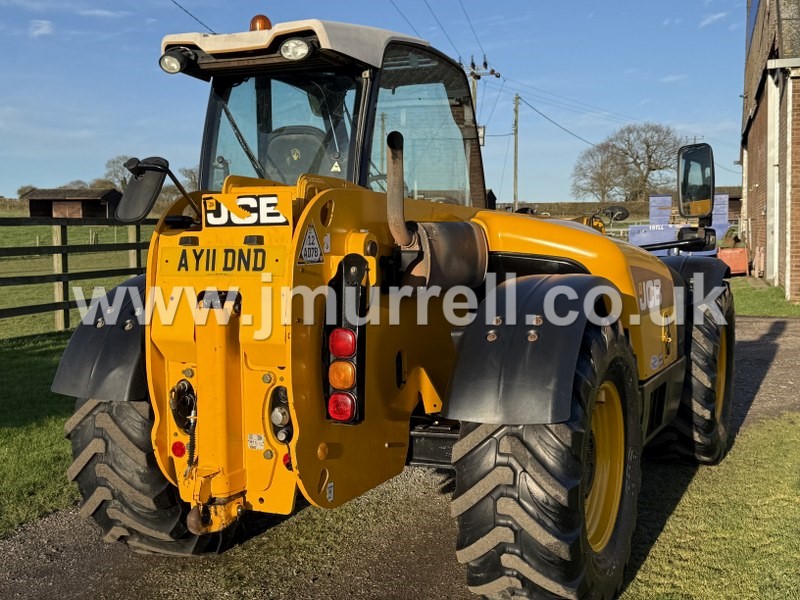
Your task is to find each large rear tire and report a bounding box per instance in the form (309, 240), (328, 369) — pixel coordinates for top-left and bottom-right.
(452, 323), (642, 599)
(651, 281), (735, 464)
(66, 398), (232, 555)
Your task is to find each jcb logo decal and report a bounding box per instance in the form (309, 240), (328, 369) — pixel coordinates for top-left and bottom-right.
(637, 279), (663, 311)
(205, 195), (288, 227)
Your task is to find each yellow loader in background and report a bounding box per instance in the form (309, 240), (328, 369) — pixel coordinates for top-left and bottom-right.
(53, 15), (734, 599)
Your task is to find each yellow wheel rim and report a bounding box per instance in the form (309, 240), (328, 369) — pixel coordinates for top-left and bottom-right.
(715, 329), (728, 420)
(585, 380), (625, 553)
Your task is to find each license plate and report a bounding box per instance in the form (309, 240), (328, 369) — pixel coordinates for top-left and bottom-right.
(161, 246), (286, 275)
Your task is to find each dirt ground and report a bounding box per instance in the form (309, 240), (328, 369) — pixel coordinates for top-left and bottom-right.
(0, 317), (797, 600)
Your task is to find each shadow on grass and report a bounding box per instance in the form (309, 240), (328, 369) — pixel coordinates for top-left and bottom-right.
(624, 320), (786, 589)
(623, 459), (697, 589)
(0, 331), (73, 429)
(729, 319), (786, 438)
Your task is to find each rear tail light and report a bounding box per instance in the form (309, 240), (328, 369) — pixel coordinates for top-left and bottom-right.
(172, 441), (186, 458)
(329, 328), (356, 358)
(324, 256), (367, 423)
(328, 393), (357, 422)
(328, 360), (356, 390)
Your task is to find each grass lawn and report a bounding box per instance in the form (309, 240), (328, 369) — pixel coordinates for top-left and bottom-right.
(0, 222), (153, 339)
(622, 413), (800, 599)
(0, 332), (78, 536)
(730, 277), (800, 318)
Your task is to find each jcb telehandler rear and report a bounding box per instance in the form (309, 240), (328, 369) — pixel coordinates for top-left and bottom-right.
(53, 15), (734, 599)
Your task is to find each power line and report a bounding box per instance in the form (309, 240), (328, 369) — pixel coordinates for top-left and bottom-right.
(485, 78), (505, 126)
(458, 0), (486, 56)
(514, 95), (741, 186)
(503, 76), (739, 150)
(167, 0), (216, 34)
(486, 80), (633, 126)
(715, 161), (742, 174)
(484, 80), (632, 127)
(498, 134), (513, 199)
(422, 0), (463, 60)
(517, 96), (601, 148)
(388, 0), (422, 37)
(504, 77), (642, 125)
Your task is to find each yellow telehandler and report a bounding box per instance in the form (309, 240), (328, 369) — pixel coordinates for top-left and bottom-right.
(53, 15), (734, 599)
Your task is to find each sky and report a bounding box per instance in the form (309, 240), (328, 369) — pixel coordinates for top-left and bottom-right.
(0, 0), (746, 202)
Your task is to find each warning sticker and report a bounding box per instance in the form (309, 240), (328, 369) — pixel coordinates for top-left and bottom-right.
(298, 224), (324, 265)
(248, 433), (265, 451)
(330, 161), (342, 173)
(327, 481), (335, 503)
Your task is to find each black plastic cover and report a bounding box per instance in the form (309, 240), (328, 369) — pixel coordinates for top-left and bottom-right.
(116, 157), (169, 224)
(51, 276), (147, 402)
(660, 255), (730, 290)
(442, 274), (618, 425)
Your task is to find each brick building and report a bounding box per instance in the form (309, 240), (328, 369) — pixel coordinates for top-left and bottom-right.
(741, 0), (800, 299)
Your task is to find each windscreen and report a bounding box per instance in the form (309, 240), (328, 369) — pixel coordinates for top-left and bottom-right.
(367, 45), (481, 206)
(202, 70), (363, 190)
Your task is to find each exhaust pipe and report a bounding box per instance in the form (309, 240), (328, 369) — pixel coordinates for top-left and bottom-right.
(384, 130), (488, 288)
(386, 132), (416, 249)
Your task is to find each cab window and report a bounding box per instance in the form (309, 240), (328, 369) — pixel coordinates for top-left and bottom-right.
(368, 44), (485, 207)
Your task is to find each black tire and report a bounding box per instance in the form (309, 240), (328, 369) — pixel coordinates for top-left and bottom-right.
(650, 281), (735, 464)
(65, 397), (232, 555)
(452, 323), (642, 600)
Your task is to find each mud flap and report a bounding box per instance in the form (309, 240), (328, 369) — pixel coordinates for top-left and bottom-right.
(51, 276), (146, 402)
(441, 274), (619, 425)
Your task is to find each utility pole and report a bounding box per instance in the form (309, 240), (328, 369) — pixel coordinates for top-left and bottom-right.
(513, 93), (520, 212)
(467, 56), (501, 118)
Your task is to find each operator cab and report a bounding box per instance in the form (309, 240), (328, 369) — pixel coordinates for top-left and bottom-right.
(160, 17), (487, 208)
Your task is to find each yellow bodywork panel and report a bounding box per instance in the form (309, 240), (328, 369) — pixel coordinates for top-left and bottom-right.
(144, 175), (678, 524)
(472, 212), (679, 380)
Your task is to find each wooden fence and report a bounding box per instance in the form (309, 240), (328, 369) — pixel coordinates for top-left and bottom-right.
(0, 217), (157, 331)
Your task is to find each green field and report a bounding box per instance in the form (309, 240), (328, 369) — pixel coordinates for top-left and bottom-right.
(0, 221), (151, 339)
(0, 332), (77, 534)
(730, 277), (800, 318)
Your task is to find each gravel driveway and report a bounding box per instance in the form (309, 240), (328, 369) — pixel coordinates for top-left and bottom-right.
(0, 317), (797, 600)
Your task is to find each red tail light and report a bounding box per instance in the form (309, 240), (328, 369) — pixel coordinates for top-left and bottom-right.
(329, 328), (356, 358)
(328, 392), (357, 421)
(171, 441), (186, 458)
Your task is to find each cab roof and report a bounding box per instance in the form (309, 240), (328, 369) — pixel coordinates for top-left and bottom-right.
(161, 19), (429, 69)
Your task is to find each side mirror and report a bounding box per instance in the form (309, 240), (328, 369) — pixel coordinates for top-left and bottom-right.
(678, 143), (715, 222)
(115, 157), (169, 224)
(677, 226), (717, 252)
(603, 205), (629, 223)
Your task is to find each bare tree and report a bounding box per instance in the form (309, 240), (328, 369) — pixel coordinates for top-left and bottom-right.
(179, 165), (200, 192)
(571, 142), (624, 202)
(60, 180), (89, 189)
(570, 123), (682, 202)
(607, 123), (681, 202)
(16, 184), (35, 198)
(104, 155), (134, 190)
(89, 177), (117, 189)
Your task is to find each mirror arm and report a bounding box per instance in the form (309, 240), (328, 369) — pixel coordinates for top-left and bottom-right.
(165, 170), (201, 218)
(639, 238), (708, 252)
